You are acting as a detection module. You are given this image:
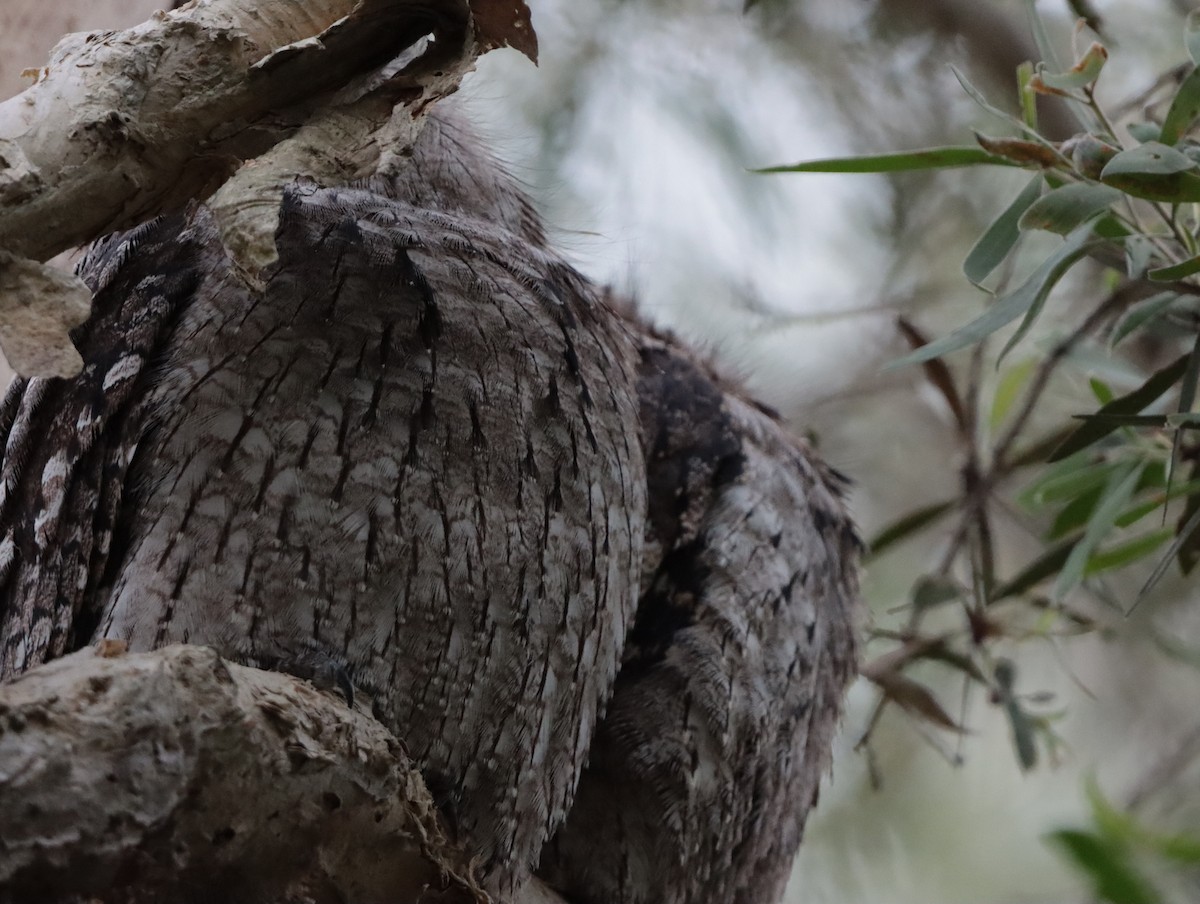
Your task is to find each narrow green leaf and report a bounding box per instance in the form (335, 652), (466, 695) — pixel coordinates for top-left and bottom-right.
(755, 147), (1017, 174)
(1160, 67), (1200, 146)
(1085, 529), (1174, 575)
(1029, 461), (1122, 506)
(964, 175), (1043, 285)
(891, 220), (1097, 369)
(995, 659), (1039, 769)
(999, 221), (1101, 361)
(1006, 698), (1040, 770)
(1102, 142), (1198, 177)
(1050, 485), (1104, 539)
(1124, 236), (1157, 280)
(1167, 334), (1200, 496)
(1138, 502), (1200, 599)
(1049, 354), (1190, 461)
(1066, 134), (1121, 179)
(1047, 830), (1162, 904)
(911, 575), (962, 610)
(1102, 169), (1200, 203)
(1109, 293), (1180, 348)
(1148, 255), (1200, 281)
(1094, 214), (1133, 241)
(993, 538), (1077, 601)
(1176, 332), (1200, 416)
(1175, 460), (1200, 575)
(952, 65), (1025, 127)
(1018, 183), (1123, 235)
(1005, 426), (1078, 470)
(1054, 464), (1143, 600)
(1089, 378), (1115, 405)
(1188, 10), (1200, 65)
(866, 500), (956, 558)
(1150, 830), (1200, 864)
(991, 359), (1036, 430)
(1113, 478), (1200, 528)
(1037, 42), (1108, 91)
(1127, 122), (1162, 143)
(1024, 0), (1063, 69)
(1071, 414), (1168, 427)
(1018, 61), (1038, 130)
(1086, 776), (1140, 843)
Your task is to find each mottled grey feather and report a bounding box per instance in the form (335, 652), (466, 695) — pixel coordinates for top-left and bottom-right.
(538, 327), (860, 904)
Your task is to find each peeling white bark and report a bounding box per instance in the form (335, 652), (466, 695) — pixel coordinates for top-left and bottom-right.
(0, 0), (481, 375)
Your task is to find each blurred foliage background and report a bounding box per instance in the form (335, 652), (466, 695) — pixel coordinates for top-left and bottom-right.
(7, 0), (1200, 901)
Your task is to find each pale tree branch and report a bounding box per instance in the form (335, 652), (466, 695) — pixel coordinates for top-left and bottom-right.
(0, 0), (516, 377)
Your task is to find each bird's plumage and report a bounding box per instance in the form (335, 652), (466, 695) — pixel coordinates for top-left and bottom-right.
(0, 107), (859, 903)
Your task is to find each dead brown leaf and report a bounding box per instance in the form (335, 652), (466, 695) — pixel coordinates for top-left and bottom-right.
(866, 669), (963, 732)
(470, 0), (538, 63)
(975, 134), (1063, 169)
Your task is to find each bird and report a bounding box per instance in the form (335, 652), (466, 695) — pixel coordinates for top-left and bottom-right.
(0, 104), (859, 903)
(536, 312), (860, 904)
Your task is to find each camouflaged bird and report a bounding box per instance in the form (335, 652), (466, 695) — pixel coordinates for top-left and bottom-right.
(0, 106), (859, 903)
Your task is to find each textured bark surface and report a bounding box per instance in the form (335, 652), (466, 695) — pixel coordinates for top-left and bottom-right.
(0, 106), (860, 903)
(0, 643), (482, 904)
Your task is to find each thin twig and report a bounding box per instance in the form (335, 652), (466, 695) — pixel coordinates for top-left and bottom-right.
(1125, 720), (1200, 811)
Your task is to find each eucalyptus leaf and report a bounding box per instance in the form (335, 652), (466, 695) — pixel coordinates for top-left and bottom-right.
(1138, 503), (1200, 600)
(1018, 61), (1038, 130)
(1037, 43), (1108, 91)
(1101, 142), (1198, 176)
(964, 175), (1043, 285)
(1102, 169), (1200, 203)
(1024, 0), (1063, 69)
(1048, 830), (1162, 904)
(1123, 236), (1156, 280)
(1086, 776), (1139, 843)
(755, 146), (1016, 174)
(1018, 183), (1122, 235)
(993, 538), (1077, 601)
(1126, 122), (1162, 143)
(1160, 66), (1200, 145)
(1187, 10), (1200, 65)
(1049, 353), (1190, 461)
(1085, 529), (1174, 575)
(952, 65), (1027, 127)
(891, 220), (1097, 369)
(1110, 293), (1180, 348)
(1148, 255), (1200, 281)
(866, 500), (956, 558)
(999, 220), (1102, 360)
(1166, 413), (1200, 428)
(1050, 486), (1104, 540)
(1054, 464), (1143, 600)
(911, 575), (963, 610)
(995, 658), (1038, 769)
(991, 359), (1036, 429)
(1028, 460), (1122, 506)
